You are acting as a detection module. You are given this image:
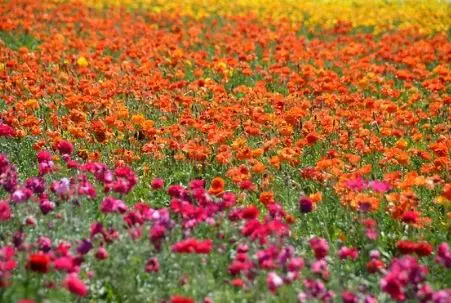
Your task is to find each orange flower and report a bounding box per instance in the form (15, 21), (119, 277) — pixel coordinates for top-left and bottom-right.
(208, 177), (225, 196)
(259, 191), (274, 206)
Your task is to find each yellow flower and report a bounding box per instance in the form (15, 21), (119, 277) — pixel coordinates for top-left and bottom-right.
(77, 56), (89, 68)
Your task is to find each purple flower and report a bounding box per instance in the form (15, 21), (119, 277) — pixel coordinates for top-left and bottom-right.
(299, 196), (313, 213)
(77, 239), (93, 255)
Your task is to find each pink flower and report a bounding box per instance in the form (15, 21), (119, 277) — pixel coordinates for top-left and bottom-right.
(309, 237), (329, 259)
(189, 179), (205, 189)
(288, 257), (305, 272)
(436, 243), (451, 268)
(345, 176), (367, 191)
(36, 151), (51, 162)
(95, 246), (108, 260)
(54, 256), (75, 273)
(37, 237), (52, 252)
(100, 196), (127, 214)
(145, 257), (160, 273)
(368, 180), (391, 193)
(11, 188), (32, 203)
(267, 272), (283, 293)
(106, 166), (138, 194)
(64, 274), (88, 297)
(362, 218), (378, 240)
(342, 291), (358, 303)
(380, 256), (428, 301)
(51, 178), (71, 197)
(338, 247), (359, 261)
(0, 123), (16, 137)
(432, 290), (451, 303)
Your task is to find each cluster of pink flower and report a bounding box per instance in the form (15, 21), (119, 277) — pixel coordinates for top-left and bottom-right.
(0, 143), (450, 302)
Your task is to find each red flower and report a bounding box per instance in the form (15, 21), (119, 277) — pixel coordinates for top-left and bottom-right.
(27, 253), (51, 273)
(241, 206), (259, 219)
(367, 259), (385, 273)
(397, 240), (417, 255)
(0, 200), (12, 221)
(415, 242), (433, 257)
(172, 238), (213, 254)
(401, 210), (419, 224)
(231, 278), (245, 288)
(170, 295), (194, 303)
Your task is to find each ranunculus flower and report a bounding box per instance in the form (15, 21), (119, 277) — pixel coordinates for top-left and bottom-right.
(0, 200), (12, 221)
(151, 178), (164, 190)
(64, 274), (88, 297)
(27, 253), (51, 273)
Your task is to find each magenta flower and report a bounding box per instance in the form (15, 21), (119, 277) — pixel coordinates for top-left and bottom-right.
(100, 196), (127, 214)
(56, 140), (74, 155)
(368, 180), (391, 193)
(345, 176), (367, 191)
(436, 243), (451, 268)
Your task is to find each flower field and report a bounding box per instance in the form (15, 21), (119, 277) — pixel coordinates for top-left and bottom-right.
(0, 0), (450, 302)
